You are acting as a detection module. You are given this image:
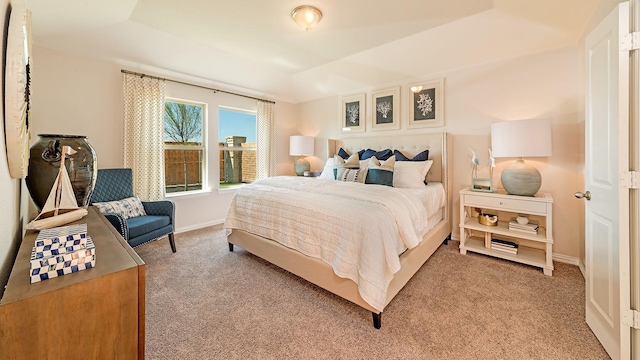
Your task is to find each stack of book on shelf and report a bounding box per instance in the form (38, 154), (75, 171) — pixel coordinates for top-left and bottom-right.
(508, 220), (539, 234)
(491, 238), (518, 254)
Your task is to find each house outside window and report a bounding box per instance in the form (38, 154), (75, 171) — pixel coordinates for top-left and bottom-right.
(164, 99), (207, 194)
(218, 107), (257, 187)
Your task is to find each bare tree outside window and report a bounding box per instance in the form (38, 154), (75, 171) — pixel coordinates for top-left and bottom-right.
(164, 100), (205, 193)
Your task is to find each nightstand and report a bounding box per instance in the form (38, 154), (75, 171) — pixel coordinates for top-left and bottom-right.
(459, 187), (554, 276)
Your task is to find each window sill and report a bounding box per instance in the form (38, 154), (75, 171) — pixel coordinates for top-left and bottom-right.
(165, 189), (212, 199)
(217, 184), (245, 195)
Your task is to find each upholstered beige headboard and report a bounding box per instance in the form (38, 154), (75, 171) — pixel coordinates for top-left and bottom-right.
(327, 133), (452, 221)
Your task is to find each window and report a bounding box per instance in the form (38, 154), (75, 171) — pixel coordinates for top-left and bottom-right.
(218, 107), (256, 187)
(164, 99), (206, 194)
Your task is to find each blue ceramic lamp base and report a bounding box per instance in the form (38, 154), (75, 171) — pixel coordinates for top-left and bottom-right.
(501, 159), (541, 196)
(294, 158), (310, 176)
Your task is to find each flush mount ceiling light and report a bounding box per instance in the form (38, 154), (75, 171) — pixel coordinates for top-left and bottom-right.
(291, 5), (322, 31)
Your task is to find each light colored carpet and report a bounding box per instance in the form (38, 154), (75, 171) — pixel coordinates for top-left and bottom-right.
(135, 227), (609, 360)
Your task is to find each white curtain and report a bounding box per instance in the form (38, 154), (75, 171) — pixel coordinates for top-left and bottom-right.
(122, 73), (166, 200)
(256, 100), (276, 178)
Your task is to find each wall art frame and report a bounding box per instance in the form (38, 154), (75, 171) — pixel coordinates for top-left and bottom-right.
(340, 93), (366, 133)
(370, 86), (400, 131)
(408, 78), (444, 128)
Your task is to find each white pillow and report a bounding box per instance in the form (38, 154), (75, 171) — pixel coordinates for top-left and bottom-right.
(368, 155), (395, 171)
(393, 160), (433, 188)
(318, 158), (336, 179)
(334, 153), (359, 168)
(357, 159), (371, 183)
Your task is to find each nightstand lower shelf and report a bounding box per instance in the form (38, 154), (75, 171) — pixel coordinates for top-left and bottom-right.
(461, 237), (553, 274)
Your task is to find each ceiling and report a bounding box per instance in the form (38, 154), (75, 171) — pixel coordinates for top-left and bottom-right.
(24, 0), (599, 103)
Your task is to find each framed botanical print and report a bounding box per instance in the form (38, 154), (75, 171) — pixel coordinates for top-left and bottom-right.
(370, 87), (400, 131)
(408, 78), (444, 128)
(340, 93), (365, 133)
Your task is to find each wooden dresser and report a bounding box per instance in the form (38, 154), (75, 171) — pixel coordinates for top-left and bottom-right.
(0, 207), (145, 359)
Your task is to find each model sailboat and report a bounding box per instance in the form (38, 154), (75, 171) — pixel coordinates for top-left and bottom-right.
(26, 145), (88, 231)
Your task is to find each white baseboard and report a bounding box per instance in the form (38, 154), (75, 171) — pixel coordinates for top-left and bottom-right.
(450, 233), (582, 270)
(578, 259), (585, 278)
(175, 218), (225, 234)
(552, 253), (580, 266)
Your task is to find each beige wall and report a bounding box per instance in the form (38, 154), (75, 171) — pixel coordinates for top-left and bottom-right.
(30, 46), (296, 233)
(295, 46), (583, 260)
(0, 0), (28, 295)
(30, 47), (124, 167)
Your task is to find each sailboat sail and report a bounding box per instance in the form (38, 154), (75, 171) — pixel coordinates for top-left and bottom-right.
(26, 145), (88, 230)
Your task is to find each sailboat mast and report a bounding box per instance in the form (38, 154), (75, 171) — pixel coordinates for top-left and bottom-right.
(53, 146), (69, 217)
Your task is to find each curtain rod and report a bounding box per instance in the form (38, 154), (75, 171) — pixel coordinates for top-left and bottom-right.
(120, 69), (276, 104)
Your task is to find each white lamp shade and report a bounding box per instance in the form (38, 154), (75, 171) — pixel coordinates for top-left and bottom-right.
(289, 135), (314, 156)
(491, 119), (552, 158)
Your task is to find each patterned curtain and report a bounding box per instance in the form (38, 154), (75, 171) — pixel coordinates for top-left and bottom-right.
(256, 101), (276, 179)
(122, 73), (166, 200)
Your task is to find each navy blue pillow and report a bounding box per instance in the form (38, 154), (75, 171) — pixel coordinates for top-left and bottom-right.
(394, 149), (429, 162)
(360, 149), (374, 160)
(337, 148), (367, 160)
(337, 148), (350, 160)
(361, 148), (393, 161)
(365, 168), (394, 187)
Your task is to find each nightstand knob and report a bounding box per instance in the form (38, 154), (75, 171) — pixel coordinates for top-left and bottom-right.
(499, 201), (503, 205)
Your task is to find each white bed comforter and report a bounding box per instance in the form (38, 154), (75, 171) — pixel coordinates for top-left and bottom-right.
(224, 176), (433, 312)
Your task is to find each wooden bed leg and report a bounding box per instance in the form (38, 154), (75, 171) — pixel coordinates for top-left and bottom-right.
(228, 242), (234, 252)
(372, 312), (382, 329)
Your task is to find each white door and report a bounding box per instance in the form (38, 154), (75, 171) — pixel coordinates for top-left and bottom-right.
(584, 2), (631, 359)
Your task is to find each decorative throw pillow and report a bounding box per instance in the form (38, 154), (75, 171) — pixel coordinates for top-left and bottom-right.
(337, 148), (350, 160)
(93, 196), (147, 219)
(337, 148), (367, 160)
(333, 153), (359, 179)
(393, 160), (433, 188)
(365, 156), (396, 187)
(394, 149), (429, 162)
(336, 168), (361, 182)
(334, 153), (359, 167)
(357, 159), (370, 183)
(361, 148), (393, 161)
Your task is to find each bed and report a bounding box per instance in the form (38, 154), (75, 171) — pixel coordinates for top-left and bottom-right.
(224, 133), (452, 328)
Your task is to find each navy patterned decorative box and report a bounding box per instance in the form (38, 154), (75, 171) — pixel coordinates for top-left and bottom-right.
(34, 224), (88, 249)
(29, 224), (96, 284)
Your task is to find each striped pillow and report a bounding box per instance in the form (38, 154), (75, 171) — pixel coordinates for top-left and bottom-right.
(336, 168), (361, 182)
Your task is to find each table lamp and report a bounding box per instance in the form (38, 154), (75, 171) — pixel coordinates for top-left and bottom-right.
(491, 119), (552, 196)
(289, 135), (314, 176)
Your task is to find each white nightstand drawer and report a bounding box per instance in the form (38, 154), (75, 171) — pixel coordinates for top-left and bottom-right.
(464, 194), (547, 214)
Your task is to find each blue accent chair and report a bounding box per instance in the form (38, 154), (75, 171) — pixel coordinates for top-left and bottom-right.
(89, 168), (176, 252)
